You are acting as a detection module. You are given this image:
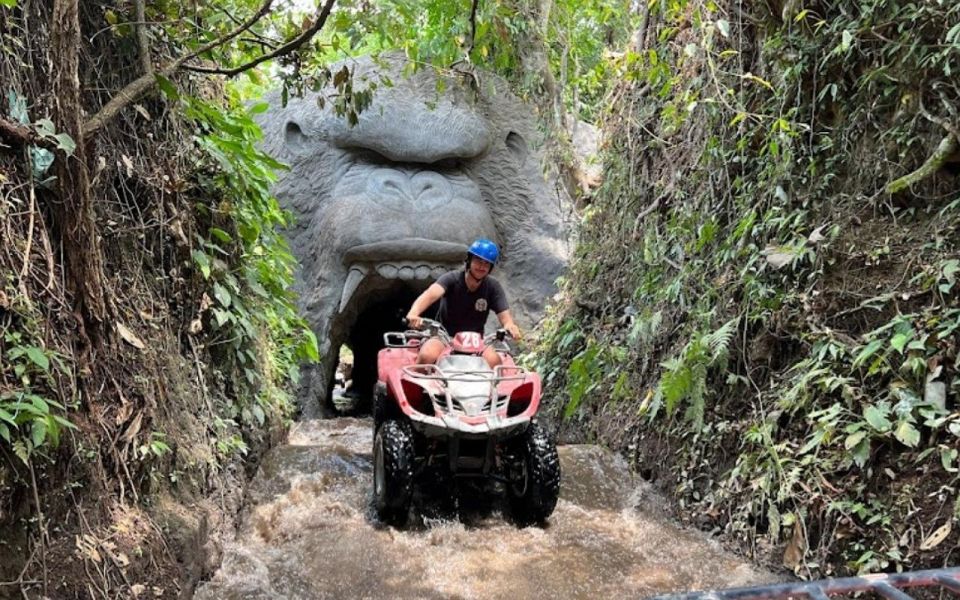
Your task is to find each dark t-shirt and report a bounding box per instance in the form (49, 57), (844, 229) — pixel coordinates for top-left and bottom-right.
(435, 270), (508, 334)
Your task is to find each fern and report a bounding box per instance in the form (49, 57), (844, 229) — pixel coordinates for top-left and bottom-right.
(660, 357), (692, 416)
(704, 317), (739, 362)
(656, 318), (739, 430)
(683, 363), (708, 430)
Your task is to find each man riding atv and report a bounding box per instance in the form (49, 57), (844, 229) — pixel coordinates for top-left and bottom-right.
(405, 238), (522, 366)
(374, 242), (560, 526)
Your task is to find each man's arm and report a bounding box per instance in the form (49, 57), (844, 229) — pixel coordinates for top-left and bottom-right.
(496, 310), (522, 340)
(406, 283), (446, 328)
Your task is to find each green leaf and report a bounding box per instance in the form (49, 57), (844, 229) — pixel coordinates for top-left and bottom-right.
(212, 308), (231, 327)
(715, 19), (730, 38)
(890, 332), (910, 353)
(799, 429), (826, 455)
(894, 421), (920, 447)
(7, 89), (29, 123)
(213, 283), (232, 308)
(192, 250), (211, 279)
(841, 30), (853, 52)
(845, 430), (867, 450)
(45, 415), (60, 447)
(852, 340), (883, 369)
(31, 419), (46, 448)
(851, 439), (871, 468)
(13, 440), (29, 464)
(30, 147), (54, 179)
(209, 227), (233, 243)
(301, 330), (319, 362)
(53, 133), (76, 156)
(942, 447), (958, 472)
(0, 423), (10, 443)
(947, 22), (960, 44)
(25, 347), (50, 372)
(155, 74), (180, 101)
(34, 118), (55, 137)
(29, 395), (49, 413)
(0, 0), (18, 9)
(863, 405), (892, 432)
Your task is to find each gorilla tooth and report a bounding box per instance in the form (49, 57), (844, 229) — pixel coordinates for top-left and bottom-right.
(338, 266), (369, 313)
(415, 265), (431, 279)
(377, 263), (398, 278)
(398, 266), (415, 281)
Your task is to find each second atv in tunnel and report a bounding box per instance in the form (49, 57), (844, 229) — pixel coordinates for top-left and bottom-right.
(372, 318), (561, 526)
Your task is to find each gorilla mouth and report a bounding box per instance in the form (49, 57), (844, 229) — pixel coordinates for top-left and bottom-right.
(337, 238), (467, 313)
(332, 238), (467, 407)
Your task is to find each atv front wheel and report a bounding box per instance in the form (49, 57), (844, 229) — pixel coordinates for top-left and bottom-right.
(506, 421), (561, 526)
(372, 382), (393, 435)
(373, 419), (415, 525)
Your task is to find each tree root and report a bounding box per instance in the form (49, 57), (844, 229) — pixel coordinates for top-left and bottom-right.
(884, 133), (958, 195)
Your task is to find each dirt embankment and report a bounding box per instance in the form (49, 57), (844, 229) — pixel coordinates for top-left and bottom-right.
(1, 3), (300, 596)
(537, 0), (960, 579)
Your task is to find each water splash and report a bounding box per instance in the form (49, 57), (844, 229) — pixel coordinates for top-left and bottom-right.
(195, 418), (777, 599)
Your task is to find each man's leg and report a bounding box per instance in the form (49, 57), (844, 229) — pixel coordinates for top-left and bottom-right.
(417, 337), (446, 364)
(482, 345), (502, 369)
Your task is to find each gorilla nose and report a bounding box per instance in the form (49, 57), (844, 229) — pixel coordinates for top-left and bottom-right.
(367, 168), (452, 212)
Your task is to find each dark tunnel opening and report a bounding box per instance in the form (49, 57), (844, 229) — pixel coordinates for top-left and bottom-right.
(330, 281), (440, 412)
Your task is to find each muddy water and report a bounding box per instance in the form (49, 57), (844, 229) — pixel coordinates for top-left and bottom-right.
(194, 419), (777, 599)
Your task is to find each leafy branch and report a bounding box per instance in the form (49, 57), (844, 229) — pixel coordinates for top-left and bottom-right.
(83, 0), (337, 139)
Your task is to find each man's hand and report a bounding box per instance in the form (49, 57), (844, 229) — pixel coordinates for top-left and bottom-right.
(505, 322), (522, 340)
(406, 314), (423, 329)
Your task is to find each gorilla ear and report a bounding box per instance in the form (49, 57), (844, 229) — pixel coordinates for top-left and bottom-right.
(505, 131), (529, 167)
(284, 121), (311, 156)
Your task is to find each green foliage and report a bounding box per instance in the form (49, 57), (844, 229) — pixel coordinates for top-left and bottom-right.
(655, 317), (738, 430)
(1, 321), (76, 464)
(536, 0), (960, 578)
(179, 89), (318, 427)
(306, 0), (634, 121)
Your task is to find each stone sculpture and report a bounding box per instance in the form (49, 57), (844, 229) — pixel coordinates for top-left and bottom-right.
(257, 55), (568, 415)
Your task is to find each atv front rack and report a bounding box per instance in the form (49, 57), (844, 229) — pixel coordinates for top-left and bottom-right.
(401, 364), (528, 384)
(401, 364), (529, 418)
(653, 566), (960, 600)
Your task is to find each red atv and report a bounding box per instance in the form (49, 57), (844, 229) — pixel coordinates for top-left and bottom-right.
(372, 318), (561, 526)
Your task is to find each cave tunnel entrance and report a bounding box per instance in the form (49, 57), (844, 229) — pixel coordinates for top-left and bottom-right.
(332, 281), (440, 412)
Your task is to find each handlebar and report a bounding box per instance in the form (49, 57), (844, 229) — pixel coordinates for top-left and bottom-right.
(402, 317), (451, 343)
(401, 318), (513, 349)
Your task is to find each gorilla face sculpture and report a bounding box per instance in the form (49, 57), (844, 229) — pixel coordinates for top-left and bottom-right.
(258, 56), (567, 415)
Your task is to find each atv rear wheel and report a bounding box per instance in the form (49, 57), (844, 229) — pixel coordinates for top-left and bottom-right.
(373, 419), (415, 525)
(506, 421), (561, 526)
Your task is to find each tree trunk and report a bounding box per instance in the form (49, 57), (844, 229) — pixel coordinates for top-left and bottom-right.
(52, 0), (110, 340)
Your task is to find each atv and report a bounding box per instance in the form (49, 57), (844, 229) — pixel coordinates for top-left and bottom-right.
(371, 318), (561, 526)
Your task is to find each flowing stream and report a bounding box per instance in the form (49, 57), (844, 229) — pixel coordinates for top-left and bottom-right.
(194, 418), (778, 599)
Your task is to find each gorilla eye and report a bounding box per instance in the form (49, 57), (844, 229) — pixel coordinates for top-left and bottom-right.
(355, 148), (392, 165)
(429, 157), (462, 171)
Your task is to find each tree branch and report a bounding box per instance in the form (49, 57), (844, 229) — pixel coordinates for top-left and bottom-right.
(0, 117), (56, 151)
(465, 0), (479, 57)
(134, 0), (152, 75)
(82, 0), (276, 139)
(182, 0), (337, 77)
(885, 133), (957, 195)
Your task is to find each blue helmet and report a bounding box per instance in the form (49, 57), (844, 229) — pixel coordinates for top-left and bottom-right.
(467, 238), (499, 265)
